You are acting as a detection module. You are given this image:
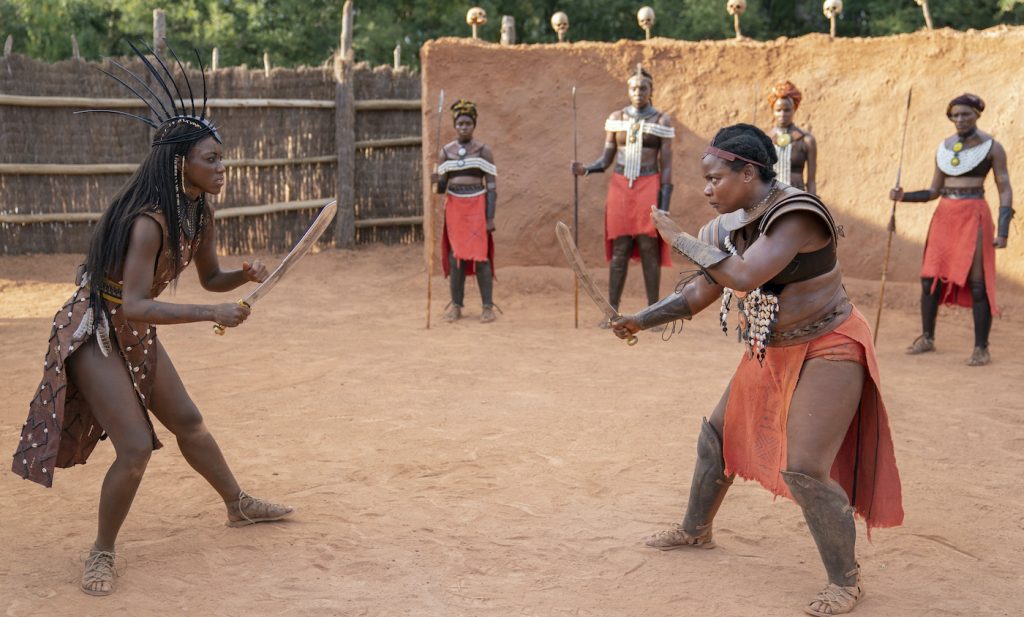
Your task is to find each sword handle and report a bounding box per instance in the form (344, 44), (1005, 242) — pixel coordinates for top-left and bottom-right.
(213, 300), (250, 336)
(613, 312), (639, 346)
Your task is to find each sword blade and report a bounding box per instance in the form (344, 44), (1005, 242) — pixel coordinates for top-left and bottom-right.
(555, 221), (618, 321)
(242, 200), (337, 306)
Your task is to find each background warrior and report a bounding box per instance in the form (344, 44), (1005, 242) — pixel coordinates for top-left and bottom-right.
(571, 65), (674, 323)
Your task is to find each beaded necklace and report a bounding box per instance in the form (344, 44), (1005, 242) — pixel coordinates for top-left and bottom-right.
(718, 182), (781, 364)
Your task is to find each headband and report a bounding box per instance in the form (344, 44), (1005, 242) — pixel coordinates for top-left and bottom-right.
(946, 93), (985, 116)
(704, 145), (766, 168)
(75, 39), (221, 147)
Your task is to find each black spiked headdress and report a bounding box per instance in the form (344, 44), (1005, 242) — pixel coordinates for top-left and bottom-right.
(76, 40), (221, 147)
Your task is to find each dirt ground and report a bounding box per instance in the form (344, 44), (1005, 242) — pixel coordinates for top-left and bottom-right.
(1, 244), (1021, 617)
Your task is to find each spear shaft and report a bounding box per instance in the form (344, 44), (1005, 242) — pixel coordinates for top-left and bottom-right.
(426, 89), (445, 329)
(572, 85), (580, 329)
(873, 87), (913, 344)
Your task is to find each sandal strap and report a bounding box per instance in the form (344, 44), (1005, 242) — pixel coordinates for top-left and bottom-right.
(237, 490), (289, 522)
(82, 549), (125, 582)
(808, 582), (862, 613)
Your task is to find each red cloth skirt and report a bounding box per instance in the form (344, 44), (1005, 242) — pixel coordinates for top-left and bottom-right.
(921, 197), (998, 314)
(722, 308), (904, 534)
(603, 173), (672, 266)
(441, 191), (493, 278)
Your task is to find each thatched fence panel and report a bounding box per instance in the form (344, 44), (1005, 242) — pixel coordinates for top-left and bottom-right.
(0, 54), (424, 255)
(349, 64), (422, 246)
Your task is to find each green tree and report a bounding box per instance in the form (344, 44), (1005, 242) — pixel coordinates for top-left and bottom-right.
(2, 0), (1023, 69)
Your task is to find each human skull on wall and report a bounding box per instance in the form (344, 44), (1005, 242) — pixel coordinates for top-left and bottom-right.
(550, 11), (569, 36)
(823, 0), (843, 18)
(637, 6), (655, 30)
(726, 0), (747, 16)
(466, 7), (487, 26)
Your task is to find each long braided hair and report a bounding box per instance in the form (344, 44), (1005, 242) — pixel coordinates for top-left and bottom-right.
(83, 121), (210, 312)
(710, 123), (778, 182)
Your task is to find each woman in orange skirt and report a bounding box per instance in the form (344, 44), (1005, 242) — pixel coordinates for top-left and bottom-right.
(612, 124), (903, 616)
(891, 93), (1013, 366)
(431, 99), (498, 323)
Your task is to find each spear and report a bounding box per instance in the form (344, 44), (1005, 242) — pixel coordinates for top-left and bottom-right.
(426, 89), (445, 329)
(572, 85), (580, 328)
(874, 87), (913, 344)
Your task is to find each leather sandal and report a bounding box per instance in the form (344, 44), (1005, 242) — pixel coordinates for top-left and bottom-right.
(967, 346), (991, 366)
(81, 548), (122, 596)
(804, 578), (864, 616)
(905, 334), (935, 355)
(226, 491), (294, 527)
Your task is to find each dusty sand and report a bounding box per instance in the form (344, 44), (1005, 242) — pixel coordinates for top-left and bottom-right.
(1, 244), (1021, 617)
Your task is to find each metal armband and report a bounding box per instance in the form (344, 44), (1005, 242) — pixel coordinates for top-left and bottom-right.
(486, 187), (496, 220)
(651, 209), (730, 269)
(657, 183), (673, 212)
(902, 190), (931, 202)
(635, 292), (692, 330)
(998, 206), (1014, 238)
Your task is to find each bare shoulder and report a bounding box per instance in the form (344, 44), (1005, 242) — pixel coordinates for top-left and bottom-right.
(609, 109), (625, 121)
(478, 143), (495, 162)
(128, 213), (164, 252)
(657, 111), (674, 127)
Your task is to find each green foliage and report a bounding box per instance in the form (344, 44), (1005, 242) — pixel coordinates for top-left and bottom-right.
(1, 0), (1023, 69)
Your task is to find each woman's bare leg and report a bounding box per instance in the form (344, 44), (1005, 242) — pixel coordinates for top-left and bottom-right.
(67, 338), (155, 593)
(147, 340), (291, 524)
(147, 340), (240, 503)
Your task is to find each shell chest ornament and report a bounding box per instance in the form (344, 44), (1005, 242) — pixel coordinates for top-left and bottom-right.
(936, 138), (992, 176)
(718, 236), (780, 365)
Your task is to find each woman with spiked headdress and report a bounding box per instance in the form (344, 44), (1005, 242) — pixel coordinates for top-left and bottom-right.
(890, 93), (1013, 366)
(610, 124), (903, 616)
(430, 98), (499, 323)
(570, 64), (675, 323)
(767, 80), (817, 194)
(11, 42), (293, 596)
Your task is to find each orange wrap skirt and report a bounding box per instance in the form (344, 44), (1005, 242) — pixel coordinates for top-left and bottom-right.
(604, 173), (672, 266)
(722, 308), (904, 534)
(921, 197), (998, 314)
(441, 191), (494, 278)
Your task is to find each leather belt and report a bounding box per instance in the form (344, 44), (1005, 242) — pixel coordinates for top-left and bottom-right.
(940, 187), (984, 199)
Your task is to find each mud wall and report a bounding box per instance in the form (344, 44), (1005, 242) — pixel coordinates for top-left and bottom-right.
(421, 28), (1024, 298)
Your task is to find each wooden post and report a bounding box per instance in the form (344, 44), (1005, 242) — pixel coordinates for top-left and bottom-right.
(153, 9), (166, 56)
(70, 35), (80, 60)
(334, 0), (357, 249)
(393, 43), (401, 69)
(918, 0), (934, 30)
(211, 47), (219, 71)
(500, 16), (516, 45)
(340, 0), (354, 62)
(263, 52), (271, 77)
(3, 35), (12, 57)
